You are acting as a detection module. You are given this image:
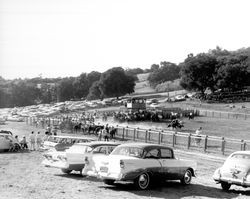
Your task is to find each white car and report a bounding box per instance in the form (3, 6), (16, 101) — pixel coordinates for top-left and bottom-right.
(98, 143), (197, 190)
(213, 151), (250, 191)
(82, 142), (120, 177)
(0, 133), (18, 152)
(42, 141), (119, 174)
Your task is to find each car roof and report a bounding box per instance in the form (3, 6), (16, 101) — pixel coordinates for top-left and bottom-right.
(116, 142), (173, 151)
(231, 151), (250, 155)
(74, 141), (120, 147)
(50, 135), (95, 140)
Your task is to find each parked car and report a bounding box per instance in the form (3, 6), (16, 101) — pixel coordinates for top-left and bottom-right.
(98, 143), (197, 190)
(0, 133), (18, 152)
(82, 142), (121, 177)
(213, 151), (250, 191)
(42, 141), (119, 174)
(174, 95), (186, 101)
(42, 135), (95, 151)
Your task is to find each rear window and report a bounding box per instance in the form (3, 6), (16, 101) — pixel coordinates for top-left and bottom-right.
(231, 154), (250, 159)
(111, 146), (144, 158)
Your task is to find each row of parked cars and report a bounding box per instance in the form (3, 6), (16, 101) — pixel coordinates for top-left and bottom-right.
(42, 137), (196, 190)
(42, 135), (250, 191)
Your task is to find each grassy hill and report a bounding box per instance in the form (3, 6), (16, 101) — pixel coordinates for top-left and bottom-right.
(133, 73), (156, 94)
(134, 73), (183, 94)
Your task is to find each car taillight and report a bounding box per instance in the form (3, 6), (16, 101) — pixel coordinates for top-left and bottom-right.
(85, 156), (89, 164)
(120, 160), (125, 169)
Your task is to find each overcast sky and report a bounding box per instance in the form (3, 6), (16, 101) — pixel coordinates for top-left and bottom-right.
(1, 0), (250, 79)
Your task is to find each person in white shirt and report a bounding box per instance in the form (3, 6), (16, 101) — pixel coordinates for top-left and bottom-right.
(29, 131), (36, 151)
(194, 127), (202, 146)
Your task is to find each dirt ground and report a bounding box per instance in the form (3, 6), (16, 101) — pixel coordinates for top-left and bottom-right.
(0, 121), (250, 199)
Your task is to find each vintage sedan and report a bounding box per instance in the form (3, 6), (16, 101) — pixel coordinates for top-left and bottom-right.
(98, 143), (197, 190)
(213, 151), (250, 191)
(42, 135), (95, 151)
(42, 141), (119, 174)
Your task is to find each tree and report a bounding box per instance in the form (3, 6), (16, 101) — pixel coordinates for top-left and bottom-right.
(98, 67), (135, 98)
(216, 54), (249, 91)
(180, 53), (218, 94)
(150, 64), (160, 72)
(148, 62), (180, 87)
(57, 77), (76, 101)
(87, 81), (102, 100)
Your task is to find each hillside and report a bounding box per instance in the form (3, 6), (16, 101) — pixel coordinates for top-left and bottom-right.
(134, 73), (183, 94)
(133, 73), (155, 94)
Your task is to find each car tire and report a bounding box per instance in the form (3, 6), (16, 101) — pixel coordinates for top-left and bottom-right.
(221, 182), (231, 191)
(181, 169), (192, 185)
(134, 172), (151, 190)
(61, 169), (72, 174)
(103, 179), (115, 185)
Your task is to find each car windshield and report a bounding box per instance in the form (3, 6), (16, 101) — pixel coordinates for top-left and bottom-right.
(231, 154), (250, 160)
(69, 144), (93, 153)
(111, 146), (144, 158)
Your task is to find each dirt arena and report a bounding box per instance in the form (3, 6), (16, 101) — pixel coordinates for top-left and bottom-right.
(0, 121), (250, 199)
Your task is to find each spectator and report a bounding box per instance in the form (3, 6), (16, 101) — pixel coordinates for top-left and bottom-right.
(20, 136), (28, 150)
(97, 129), (102, 141)
(194, 127), (202, 146)
(29, 131), (36, 151)
(36, 131), (43, 149)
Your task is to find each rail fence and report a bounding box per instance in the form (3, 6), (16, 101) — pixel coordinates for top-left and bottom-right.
(112, 125), (250, 156)
(25, 116), (250, 156)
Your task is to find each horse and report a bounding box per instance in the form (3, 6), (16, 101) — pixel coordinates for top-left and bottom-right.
(168, 119), (184, 129)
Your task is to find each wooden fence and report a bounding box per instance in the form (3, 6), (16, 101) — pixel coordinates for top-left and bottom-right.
(25, 116), (250, 156)
(113, 125), (250, 156)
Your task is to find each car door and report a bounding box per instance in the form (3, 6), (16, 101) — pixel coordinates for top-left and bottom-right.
(158, 148), (180, 180)
(143, 148), (162, 179)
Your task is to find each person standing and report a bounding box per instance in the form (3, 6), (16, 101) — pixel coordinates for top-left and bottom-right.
(20, 136), (28, 150)
(194, 127), (202, 146)
(29, 131), (36, 151)
(36, 131), (43, 150)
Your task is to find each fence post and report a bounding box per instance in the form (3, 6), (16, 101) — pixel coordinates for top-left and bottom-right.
(145, 130), (148, 143)
(187, 133), (191, 149)
(122, 127), (125, 140)
(148, 129), (151, 142)
(158, 131), (161, 144)
(133, 128), (136, 141)
(204, 135), (208, 152)
(243, 142), (247, 151)
(161, 130), (164, 143)
(172, 132), (176, 147)
(126, 126), (128, 138)
(221, 137), (225, 155)
(241, 140), (245, 151)
(137, 127), (139, 139)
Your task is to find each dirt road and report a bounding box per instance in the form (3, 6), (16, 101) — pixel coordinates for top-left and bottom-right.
(0, 122), (249, 199)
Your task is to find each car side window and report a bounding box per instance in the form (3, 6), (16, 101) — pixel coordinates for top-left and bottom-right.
(107, 146), (115, 154)
(145, 149), (160, 159)
(92, 146), (106, 154)
(160, 148), (173, 159)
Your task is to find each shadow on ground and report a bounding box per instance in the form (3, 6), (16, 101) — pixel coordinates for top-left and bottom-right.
(99, 181), (250, 199)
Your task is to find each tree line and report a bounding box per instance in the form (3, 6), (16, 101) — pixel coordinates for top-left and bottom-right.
(0, 47), (249, 108)
(148, 47), (250, 94)
(0, 67), (138, 108)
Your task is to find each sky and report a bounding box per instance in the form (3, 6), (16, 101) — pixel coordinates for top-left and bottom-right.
(1, 0), (250, 80)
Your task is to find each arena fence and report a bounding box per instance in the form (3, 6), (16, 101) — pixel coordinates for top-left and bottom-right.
(114, 125), (250, 156)
(25, 116), (249, 156)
